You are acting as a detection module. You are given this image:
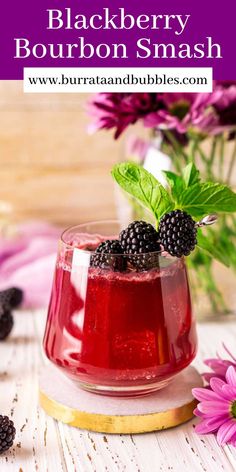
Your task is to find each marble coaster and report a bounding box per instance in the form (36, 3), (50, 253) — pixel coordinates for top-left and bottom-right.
(39, 365), (202, 434)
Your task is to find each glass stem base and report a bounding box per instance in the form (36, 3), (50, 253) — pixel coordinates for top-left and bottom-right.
(75, 378), (174, 397)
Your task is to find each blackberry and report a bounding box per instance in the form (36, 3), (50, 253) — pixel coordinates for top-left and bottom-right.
(0, 416), (16, 454)
(0, 307), (13, 340)
(0, 287), (23, 309)
(119, 221), (161, 271)
(91, 240), (126, 271)
(159, 210), (197, 257)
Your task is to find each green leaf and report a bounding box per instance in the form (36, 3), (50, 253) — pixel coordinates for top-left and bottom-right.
(163, 163), (200, 205)
(213, 223), (236, 270)
(182, 162), (200, 187)
(179, 182), (236, 218)
(163, 171), (185, 202)
(112, 162), (174, 221)
(197, 230), (230, 267)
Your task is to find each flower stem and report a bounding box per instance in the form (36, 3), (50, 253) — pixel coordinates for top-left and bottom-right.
(163, 130), (189, 163)
(195, 141), (211, 175)
(226, 136), (236, 184)
(208, 136), (218, 171)
(218, 135), (225, 181)
(190, 139), (198, 164)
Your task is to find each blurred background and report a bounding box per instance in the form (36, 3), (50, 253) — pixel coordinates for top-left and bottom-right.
(0, 81), (132, 226)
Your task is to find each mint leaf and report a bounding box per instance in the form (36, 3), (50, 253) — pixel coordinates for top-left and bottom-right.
(179, 182), (236, 218)
(219, 224), (236, 270)
(197, 230), (230, 267)
(112, 162), (174, 221)
(182, 162), (200, 187)
(163, 171), (185, 202)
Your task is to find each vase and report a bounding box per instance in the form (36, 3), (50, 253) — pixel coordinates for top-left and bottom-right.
(114, 132), (236, 320)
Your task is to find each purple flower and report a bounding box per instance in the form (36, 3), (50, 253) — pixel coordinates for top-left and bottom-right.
(213, 82), (236, 129)
(144, 93), (218, 135)
(216, 81), (236, 89)
(87, 93), (165, 139)
(203, 343), (236, 383)
(192, 366), (236, 447)
(88, 87), (236, 140)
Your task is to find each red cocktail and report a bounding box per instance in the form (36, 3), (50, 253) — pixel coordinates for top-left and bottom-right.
(43, 221), (197, 396)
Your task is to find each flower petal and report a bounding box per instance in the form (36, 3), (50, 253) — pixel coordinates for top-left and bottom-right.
(210, 377), (227, 395)
(198, 401), (230, 415)
(226, 366), (236, 386)
(192, 387), (222, 402)
(204, 359), (230, 376)
(217, 419), (236, 446)
(229, 431), (236, 447)
(222, 384), (236, 400)
(195, 421), (212, 435)
(203, 373), (225, 383)
(193, 407), (204, 418)
(210, 378), (236, 400)
(195, 415), (227, 435)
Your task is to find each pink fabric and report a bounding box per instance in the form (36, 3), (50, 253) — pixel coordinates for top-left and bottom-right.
(0, 222), (61, 308)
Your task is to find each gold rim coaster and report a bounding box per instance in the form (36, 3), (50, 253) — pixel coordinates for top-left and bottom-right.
(39, 365), (202, 434)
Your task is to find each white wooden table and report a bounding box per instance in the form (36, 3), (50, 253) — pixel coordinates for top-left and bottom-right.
(1, 311), (236, 472)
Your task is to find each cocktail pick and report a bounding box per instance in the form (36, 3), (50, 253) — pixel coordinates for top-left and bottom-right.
(195, 214), (218, 228)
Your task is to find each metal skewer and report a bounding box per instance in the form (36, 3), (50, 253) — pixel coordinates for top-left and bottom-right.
(195, 214), (218, 228)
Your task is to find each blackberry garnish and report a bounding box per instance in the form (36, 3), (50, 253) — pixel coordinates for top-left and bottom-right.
(0, 307), (14, 341)
(120, 221), (161, 270)
(0, 416), (16, 454)
(91, 240), (126, 271)
(0, 288), (23, 309)
(159, 210), (197, 257)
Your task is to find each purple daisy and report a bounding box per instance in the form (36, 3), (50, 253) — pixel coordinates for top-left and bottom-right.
(88, 87), (236, 140)
(212, 82), (236, 135)
(203, 343), (236, 383)
(87, 93), (165, 139)
(193, 366), (236, 447)
(144, 92), (218, 135)
(88, 92), (217, 138)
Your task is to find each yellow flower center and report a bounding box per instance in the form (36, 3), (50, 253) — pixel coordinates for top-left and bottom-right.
(231, 401), (236, 418)
(169, 100), (190, 120)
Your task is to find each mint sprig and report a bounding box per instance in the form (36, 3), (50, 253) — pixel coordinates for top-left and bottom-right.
(163, 171), (185, 201)
(178, 182), (236, 218)
(182, 162), (200, 187)
(112, 161), (236, 266)
(164, 162), (236, 217)
(111, 162), (174, 222)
